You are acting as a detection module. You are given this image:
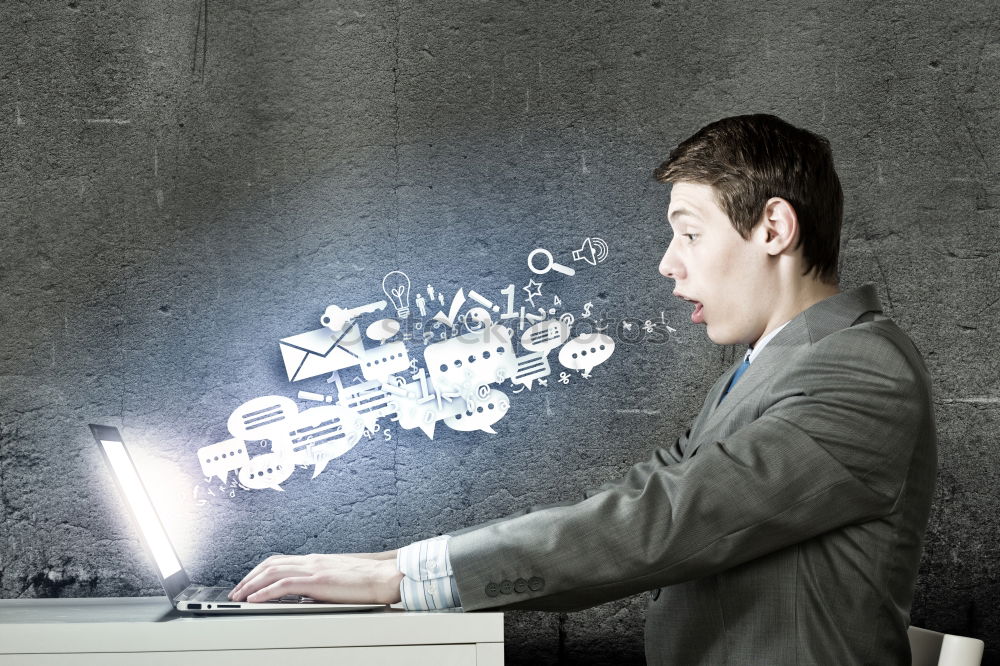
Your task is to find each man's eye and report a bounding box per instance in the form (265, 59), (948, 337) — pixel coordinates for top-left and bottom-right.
(684, 234), (699, 241)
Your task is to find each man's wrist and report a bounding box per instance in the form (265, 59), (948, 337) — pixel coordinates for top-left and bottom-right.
(377, 558), (404, 604)
(343, 549), (399, 561)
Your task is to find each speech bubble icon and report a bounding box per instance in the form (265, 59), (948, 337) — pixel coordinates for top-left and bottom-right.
(227, 395), (298, 441)
(360, 341), (411, 382)
(425, 325), (516, 396)
(511, 351), (551, 390)
(558, 333), (615, 376)
(238, 452), (293, 491)
(197, 438), (250, 485)
(520, 319), (570, 354)
(275, 406), (366, 478)
(366, 318), (401, 341)
(391, 381), (466, 439)
(444, 388), (510, 434)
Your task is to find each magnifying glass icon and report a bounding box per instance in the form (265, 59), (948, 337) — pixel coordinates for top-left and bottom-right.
(527, 248), (576, 276)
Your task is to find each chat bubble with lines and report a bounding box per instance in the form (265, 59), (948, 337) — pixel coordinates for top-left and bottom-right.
(227, 395), (298, 441)
(510, 351), (551, 390)
(520, 319), (569, 354)
(273, 406), (366, 478)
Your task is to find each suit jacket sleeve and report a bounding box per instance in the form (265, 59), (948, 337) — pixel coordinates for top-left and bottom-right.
(448, 325), (927, 612)
(446, 428), (689, 538)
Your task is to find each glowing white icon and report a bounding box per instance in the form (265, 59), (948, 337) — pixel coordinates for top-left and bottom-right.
(558, 334), (615, 377)
(433, 288), (467, 328)
(463, 307), (494, 333)
(444, 388), (510, 434)
(527, 248), (575, 276)
(425, 325), (516, 397)
(238, 452), (293, 491)
(523, 279), (543, 307)
(520, 319), (570, 354)
(389, 379), (466, 440)
(366, 318), (401, 341)
(337, 379), (397, 429)
(382, 270), (412, 318)
(572, 237), (609, 265)
(227, 395), (298, 441)
(511, 351), (551, 390)
(321, 300), (387, 332)
(468, 290), (502, 312)
(279, 326), (366, 382)
(360, 341), (411, 381)
(273, 405), (366, 479)
(198, 438), (250, 484)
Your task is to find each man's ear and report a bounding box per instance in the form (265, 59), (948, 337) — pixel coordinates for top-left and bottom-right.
(757, 197), (799, 257)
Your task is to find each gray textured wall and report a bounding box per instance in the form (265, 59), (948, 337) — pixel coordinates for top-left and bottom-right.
(2, 1), (998, 664)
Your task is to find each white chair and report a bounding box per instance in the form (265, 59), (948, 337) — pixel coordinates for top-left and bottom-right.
(908, 625), (985, 666)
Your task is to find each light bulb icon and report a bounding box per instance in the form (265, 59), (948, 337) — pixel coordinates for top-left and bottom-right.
(382, 270), (412, 318)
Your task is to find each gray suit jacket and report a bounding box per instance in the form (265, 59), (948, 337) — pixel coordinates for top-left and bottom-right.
(449, 285), (937, 665)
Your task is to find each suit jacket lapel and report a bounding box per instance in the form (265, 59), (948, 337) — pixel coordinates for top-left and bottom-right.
(698, 319), (810, 440)
(686, 285), (884, 456)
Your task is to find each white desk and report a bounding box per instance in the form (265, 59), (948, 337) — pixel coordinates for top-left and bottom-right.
(0, 597), (504, 665)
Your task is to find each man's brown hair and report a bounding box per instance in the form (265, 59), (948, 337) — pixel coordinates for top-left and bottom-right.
(654, 114), (842, 284)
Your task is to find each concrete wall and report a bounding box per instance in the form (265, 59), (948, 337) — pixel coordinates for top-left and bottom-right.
(2, 1), (997, 663)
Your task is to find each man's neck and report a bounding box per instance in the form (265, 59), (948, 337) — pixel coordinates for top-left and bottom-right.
(756, 279), (841, 346)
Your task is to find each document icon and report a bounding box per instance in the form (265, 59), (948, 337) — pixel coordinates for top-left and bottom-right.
(279, 324), (367, 382)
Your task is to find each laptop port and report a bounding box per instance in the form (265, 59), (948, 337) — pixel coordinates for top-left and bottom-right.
(187, 603), (202, 610)
(218, 604), (240, 608)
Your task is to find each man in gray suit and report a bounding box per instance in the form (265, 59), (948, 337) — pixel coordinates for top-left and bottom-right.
(232, 114), (936, 665)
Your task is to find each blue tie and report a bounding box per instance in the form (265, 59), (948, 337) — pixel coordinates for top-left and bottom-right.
(721, 356), (751, 401)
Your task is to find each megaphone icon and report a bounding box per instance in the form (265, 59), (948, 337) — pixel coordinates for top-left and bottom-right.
(572, 237), (609, 266)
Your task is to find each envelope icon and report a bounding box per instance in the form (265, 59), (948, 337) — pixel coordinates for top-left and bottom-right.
(279, 324), (367, 382)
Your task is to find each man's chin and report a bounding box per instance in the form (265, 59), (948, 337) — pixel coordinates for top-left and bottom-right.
(706, 325), (740, 346)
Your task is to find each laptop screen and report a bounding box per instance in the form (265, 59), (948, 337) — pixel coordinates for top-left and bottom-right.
(95, 433), (183, 579)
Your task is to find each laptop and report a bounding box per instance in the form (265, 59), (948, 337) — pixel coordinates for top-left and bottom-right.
(89, 423), (386, 615)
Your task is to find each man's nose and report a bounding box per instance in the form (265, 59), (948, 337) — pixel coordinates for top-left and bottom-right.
(659, 238), (684, 280)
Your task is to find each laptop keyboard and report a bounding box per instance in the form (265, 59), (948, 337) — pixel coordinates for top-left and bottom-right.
(191, 587), (237, 602)
(184, 586), (314, 603)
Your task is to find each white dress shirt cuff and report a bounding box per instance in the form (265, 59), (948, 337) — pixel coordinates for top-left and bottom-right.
(397, 536), (462, 610)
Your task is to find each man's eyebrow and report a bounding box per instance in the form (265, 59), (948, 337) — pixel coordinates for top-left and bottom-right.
(667, 207), (699, 222)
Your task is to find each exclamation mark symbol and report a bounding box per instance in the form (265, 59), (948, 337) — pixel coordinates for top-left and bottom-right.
(469, 290), (501, 313)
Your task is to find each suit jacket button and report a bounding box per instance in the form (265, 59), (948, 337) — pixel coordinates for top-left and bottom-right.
(650, 588), (661, 601)
(499, 580), (514, 594)
(485, 582), (499, 597)
(528, 576), (544, 591)
(514, 578), (528, 593)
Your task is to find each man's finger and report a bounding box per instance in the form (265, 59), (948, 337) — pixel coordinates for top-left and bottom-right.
(231, 555), (305, 598)
(231, 562), (310, 601)
(232, 555), (283, 595)
(246, 576), (318, 603)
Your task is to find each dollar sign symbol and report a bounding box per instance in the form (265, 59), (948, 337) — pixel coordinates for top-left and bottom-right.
(582, 302), (593, 318)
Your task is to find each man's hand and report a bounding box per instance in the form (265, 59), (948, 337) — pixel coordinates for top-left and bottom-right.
(229, 552), (403, 605)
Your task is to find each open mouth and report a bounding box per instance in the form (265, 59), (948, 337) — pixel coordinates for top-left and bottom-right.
(691, 302), (704, 324)
(674, 292), (705, 324)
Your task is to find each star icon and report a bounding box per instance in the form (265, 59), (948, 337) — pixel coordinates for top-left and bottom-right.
(522, 279), (543, 307)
